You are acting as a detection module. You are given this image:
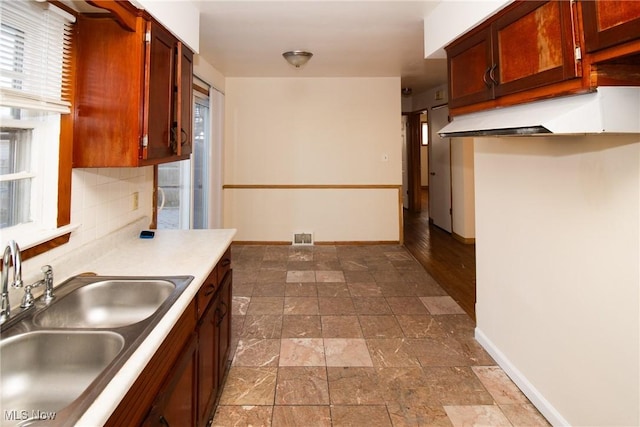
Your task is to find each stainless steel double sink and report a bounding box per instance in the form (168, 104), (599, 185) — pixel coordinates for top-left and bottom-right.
(0, 275), (193, 426)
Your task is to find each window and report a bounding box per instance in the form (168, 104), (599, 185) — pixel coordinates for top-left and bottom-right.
(1, 117), (34, 228)
(1, 109), (61, 230)
(0, 0), (74, 252)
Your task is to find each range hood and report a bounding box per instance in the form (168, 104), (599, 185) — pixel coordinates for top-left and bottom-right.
(439, 86), (640, 138)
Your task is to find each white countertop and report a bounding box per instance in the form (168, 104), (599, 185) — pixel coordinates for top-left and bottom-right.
(72, 228), (236, 426)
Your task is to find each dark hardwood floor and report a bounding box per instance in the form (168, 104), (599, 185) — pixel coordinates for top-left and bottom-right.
(403, 188), (477, 320)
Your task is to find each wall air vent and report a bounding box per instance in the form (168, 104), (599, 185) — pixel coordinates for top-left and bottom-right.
(293, 232), (313, 245)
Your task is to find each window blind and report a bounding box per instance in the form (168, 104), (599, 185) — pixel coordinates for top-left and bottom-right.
(0, 0), (75, 113)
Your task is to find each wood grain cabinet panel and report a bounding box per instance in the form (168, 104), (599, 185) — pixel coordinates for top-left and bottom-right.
(197, 270), (232, 427)
(582, 1), (640, 53)
(215, 272), (232, 389)
(197, 302), (218, 427)
(177, 43), (194, 158)
(494, 0), (578, 96)
(144, 21), (176, 162)
(447, 27), (494, 109)
(73, 7), (193, 167)
(446, 0), (580, 111)
(142, 336), (197, 427)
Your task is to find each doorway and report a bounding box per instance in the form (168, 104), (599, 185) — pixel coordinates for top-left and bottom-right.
(404, 112), (422, 212)
(402, 102), (476, 319)
(428, 105), (452, 232)
(403, 189), (477, 319)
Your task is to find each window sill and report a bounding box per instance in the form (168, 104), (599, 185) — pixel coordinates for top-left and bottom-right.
(2, 223), (80, 261)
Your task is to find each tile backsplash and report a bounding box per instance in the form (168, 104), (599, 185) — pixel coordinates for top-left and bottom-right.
(70, 167), (154, 246)
(17, 167), (154, 289)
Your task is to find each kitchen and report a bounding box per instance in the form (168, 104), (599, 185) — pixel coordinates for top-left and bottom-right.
(1, 1), (639, 426)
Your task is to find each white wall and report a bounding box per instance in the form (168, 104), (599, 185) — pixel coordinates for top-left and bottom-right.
(451, 137), (475, 240)
(194, 55), (225, 94)
(131, 0), (200, 53)
(423, 0), (512, 58)
(412, 84), (448, 113)
(223, 77), (402, 242)
(474, 135), (640, 426)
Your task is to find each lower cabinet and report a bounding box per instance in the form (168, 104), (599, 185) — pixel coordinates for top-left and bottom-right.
(197, 292), (218, 426)
(142, 336), (197, 427)
(198, 270), (232, 427)
(105, 249), (232, 427)
(215, 273), (232, 390)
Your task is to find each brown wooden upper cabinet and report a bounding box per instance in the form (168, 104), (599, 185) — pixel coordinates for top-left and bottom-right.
(447, 1), (579, 110)
(73, 4), (193, 167)
(582, 1), (640, 53)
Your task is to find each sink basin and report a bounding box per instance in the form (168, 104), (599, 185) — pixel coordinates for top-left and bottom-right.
(34, 279), (176, 328)
(0, 331), (124, 426)
(0, 275), (193, 426)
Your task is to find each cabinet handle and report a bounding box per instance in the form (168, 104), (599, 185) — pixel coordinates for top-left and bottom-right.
(221, 259), (231, 267)
(483, 66), (492, 88)
(216, 301), (228, 326)
(489, 64), (498, 86)
(180, 128), (188, 146)
(159, 416), (170, 427)
(169, 125), (187, 153)
(204, 283), (216, 296)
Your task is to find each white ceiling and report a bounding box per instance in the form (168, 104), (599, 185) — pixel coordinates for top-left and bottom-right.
(195, 1), (448, 94)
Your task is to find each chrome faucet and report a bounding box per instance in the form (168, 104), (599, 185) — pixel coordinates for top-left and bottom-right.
(21, 265), (55, 309)
(1, 240), (23, 324)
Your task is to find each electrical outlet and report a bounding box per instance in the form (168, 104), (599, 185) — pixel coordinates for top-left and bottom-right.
(132, 191), (139, 210)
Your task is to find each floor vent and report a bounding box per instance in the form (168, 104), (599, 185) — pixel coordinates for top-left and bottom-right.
(293, 232), (313, 245)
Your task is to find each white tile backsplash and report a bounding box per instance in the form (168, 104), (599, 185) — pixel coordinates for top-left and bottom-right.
(71, 167), (154, 245)
(15, 166), (154, 293)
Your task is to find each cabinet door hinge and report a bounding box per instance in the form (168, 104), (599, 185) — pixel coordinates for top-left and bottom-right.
(575, 46), (582, 61)
(145, 31), (151, 43)
(142, 135), (148, 147)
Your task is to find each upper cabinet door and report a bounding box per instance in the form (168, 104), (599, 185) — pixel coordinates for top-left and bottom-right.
(582, 1), (640, 53)
(73, 4), (194, 168)
(447, 27), (494, 109)
(145, 21), (176, 162)
(493, 0), (579, 98)
(73, 15), (147, 168)
(446, 1), (580, 111)
(176, 43), (194, 158)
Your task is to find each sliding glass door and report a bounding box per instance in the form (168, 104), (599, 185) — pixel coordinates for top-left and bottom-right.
(157, 83), (210, 229)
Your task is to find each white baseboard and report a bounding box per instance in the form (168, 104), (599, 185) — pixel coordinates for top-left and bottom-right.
(474, 327), (571, 427)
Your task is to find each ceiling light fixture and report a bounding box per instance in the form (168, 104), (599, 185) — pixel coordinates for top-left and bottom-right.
(282, 50), (313, 68)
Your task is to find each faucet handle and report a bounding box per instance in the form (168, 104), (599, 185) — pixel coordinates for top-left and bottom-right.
(20, 281), (42, 309)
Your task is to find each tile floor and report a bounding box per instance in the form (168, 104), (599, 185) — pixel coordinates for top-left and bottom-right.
(212, 245), (550, 427)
